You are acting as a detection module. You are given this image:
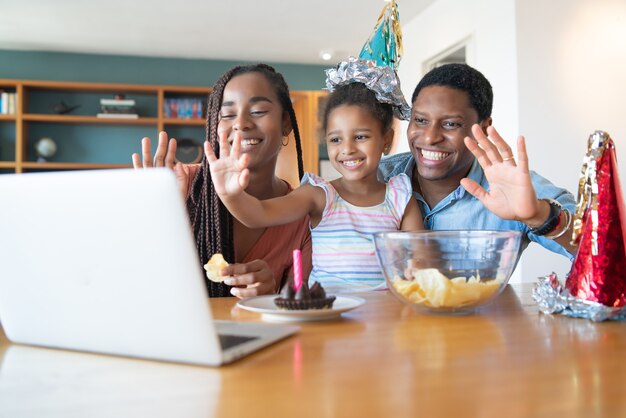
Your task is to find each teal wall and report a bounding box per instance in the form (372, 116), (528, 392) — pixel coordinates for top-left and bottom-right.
(0, 49), (328, 90)
(0, 50), (328, 166)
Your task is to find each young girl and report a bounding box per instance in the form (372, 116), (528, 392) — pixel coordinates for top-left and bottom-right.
(207, 82), (424, 293)
(132, 64), (311, 298)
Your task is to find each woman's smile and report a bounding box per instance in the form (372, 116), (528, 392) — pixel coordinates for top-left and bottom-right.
(230, 137), (262, 151)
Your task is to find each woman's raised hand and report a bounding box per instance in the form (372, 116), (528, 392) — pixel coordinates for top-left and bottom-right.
(132, 131), (177, 169)
(205, 132), (250, 198)
(132, 131), (190, 197)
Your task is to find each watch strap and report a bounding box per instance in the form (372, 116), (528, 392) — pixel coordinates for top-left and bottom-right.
(529, 199), (562, 236)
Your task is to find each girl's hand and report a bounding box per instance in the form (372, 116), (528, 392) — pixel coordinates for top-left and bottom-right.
(222, 259), (277, 298)
(132, 131), (190, 197)
(204, 132), (250, 197)
(460, 124), (545, 224)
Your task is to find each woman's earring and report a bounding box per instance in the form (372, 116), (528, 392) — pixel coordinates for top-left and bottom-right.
(383, 145), (391, 155)
(282, 136), (290, 147)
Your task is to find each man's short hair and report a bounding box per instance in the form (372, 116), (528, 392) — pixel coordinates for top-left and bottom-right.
(411, 64), (493, 121)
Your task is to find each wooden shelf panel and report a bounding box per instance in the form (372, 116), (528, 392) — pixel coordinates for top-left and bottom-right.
(162, 118), (205, 126)
(21, 162), (133, 170)
(16, 80), (159, 94)
(162, 86), (210, 94)
(0, 79), (212, 95)
(0, 162), (17, 168)
(0, 114), (17, 121)
(23, 114), (158, 125)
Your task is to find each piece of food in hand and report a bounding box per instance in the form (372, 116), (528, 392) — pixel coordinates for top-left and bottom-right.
(203, 253), (229, 282)
(392, 268), (502, 308)
(274, 279), (336, 310)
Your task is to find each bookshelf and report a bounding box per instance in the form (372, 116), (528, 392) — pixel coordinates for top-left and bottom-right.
(0, 79), (323, 180)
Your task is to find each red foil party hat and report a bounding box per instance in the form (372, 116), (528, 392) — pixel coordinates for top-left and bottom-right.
(566, 131), (626, 307)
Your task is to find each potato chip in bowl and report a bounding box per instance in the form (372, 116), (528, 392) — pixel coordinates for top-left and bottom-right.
(374, 230), (521, 313)
(391, 268), (504, 309)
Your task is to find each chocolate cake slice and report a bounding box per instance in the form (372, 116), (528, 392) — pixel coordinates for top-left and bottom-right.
(274, 280), (336, 310)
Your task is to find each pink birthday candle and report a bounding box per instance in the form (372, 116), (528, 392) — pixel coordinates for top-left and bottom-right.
(293, 249), (302, 291)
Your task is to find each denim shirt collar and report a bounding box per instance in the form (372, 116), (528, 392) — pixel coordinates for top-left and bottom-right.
(400, 155), (416, 178)
(412, 158), (483, 212)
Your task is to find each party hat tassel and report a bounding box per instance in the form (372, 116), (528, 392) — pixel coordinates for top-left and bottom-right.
(359, 0), (404, 71)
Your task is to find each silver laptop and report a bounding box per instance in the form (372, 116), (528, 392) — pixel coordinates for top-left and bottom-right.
(0, 168), (297, 366)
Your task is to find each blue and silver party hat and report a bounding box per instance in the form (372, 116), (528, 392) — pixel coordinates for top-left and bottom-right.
(358, 0), (403, 71)
(325, 0), (410, 120)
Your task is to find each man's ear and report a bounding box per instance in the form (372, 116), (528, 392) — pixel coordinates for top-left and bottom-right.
(282, 111), (293, 137)
(383, 128), (395, 154)
(479, 117), (493, 134)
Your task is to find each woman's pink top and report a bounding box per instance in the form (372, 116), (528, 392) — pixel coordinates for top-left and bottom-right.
(186, 164), (312, 291)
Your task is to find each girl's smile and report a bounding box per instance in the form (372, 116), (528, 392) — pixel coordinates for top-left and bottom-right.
(339, 158), (365, 169)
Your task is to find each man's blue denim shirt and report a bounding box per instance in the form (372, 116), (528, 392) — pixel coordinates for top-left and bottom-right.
(378, 152), (576, 260)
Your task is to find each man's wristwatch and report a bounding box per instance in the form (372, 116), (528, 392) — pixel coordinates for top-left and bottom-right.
(528, 199), (562, 236)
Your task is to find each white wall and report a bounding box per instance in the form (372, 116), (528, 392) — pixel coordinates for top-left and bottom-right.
(516, 0), (626, 281)
(397, 0), (524, 282)
(397, 0), (519, 150)
(399, 0), (626, 283)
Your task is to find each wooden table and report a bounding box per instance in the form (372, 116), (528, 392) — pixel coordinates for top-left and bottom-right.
(1, 284), (624, 418)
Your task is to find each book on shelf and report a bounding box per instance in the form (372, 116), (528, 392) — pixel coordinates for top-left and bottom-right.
(96, 113), (139, 119)
(163, 98), (205, 119)
(99, 96), (137, 117)
(100, 98), (136, 106)
(100, 105), (137, 113)
(0, 91), (18, 115)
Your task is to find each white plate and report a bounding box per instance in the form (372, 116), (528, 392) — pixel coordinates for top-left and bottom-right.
(236, 295), (366, 322)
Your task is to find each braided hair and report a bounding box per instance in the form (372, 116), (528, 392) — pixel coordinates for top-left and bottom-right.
(187, 63), (305, 297)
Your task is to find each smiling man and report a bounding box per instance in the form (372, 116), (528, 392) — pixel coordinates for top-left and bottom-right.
(378, 63), (577, 259)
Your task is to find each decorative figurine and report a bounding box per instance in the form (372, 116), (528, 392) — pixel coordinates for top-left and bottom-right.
(50, 101), (81, 115)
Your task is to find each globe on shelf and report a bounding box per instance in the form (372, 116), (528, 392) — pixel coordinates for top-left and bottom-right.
(35, 137), (57, 162)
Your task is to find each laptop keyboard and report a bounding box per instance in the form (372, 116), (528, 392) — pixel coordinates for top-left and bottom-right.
(218, 334), (259, 350)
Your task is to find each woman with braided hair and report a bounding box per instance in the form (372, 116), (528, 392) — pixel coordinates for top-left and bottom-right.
(132, 64), (311, 298)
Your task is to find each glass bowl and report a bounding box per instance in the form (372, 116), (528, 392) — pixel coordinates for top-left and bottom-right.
(373, 230), (522, 314)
